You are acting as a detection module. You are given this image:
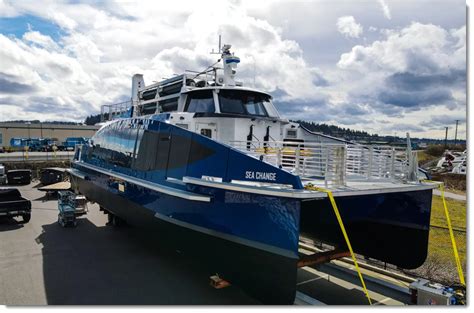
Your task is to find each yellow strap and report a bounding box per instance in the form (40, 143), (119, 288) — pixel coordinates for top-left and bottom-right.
(422, 180), (465, 286)
(308, 185), (372, 305)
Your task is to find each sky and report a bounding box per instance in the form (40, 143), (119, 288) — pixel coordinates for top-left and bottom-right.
(0, 0), (467, 139)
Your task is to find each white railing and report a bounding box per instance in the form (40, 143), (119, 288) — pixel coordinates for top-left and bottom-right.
(227, 141), (414, 187)
(101, 100), (133, 122)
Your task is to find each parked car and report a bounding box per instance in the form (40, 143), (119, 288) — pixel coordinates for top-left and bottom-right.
(6, 169), (32, 185)
(0, 188), (31, 223)
(63, 137), (88, 151)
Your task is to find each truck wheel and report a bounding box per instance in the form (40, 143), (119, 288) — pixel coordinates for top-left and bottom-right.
(22, 213), (31, 223)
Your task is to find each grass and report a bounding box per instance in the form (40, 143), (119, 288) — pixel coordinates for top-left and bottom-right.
(405, 195), (467, 285)
(430, 195), (466, 230)
(417, 150), (439, 166)
(428, 195), (466, 265)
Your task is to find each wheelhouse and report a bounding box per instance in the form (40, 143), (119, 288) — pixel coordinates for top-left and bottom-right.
(181, 88), (280, 118)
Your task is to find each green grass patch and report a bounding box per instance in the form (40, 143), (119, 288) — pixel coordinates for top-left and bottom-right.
(428, 195), (466, 265)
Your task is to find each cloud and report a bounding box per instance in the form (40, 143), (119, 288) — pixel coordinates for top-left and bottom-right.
(337, 22), (466, 112)
(0, 72), (37, 94)
(0, 0), (332, 122)
(0, 1), (466, 139)
(336, 16), (363, 38)
(377, 0), (391, 20)
(22, 30), (59, 50)
(421, 115), (466, 129)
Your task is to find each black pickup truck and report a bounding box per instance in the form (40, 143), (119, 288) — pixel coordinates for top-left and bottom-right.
(0, 188), (31, 223)
(6, 169), (32, 185)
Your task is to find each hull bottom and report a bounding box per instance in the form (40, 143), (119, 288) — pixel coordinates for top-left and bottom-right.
(300, 189), (433, 269)
(74, 177), (298, 304)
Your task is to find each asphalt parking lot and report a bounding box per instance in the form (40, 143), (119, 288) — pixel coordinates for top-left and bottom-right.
(0, 181), (409, 305)
(0, 182), (258, 305)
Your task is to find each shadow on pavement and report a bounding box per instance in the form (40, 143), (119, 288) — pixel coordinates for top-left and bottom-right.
(36, 218), (258, 305)
(0, 217), (24, 231)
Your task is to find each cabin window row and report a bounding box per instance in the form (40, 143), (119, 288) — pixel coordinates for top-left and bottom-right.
(90, 122), (204, 176)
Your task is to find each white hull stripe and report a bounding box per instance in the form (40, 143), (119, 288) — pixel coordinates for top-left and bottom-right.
(153, 211), (298, 259)
(182, 176), (436, 199)
(183, 176), (325, 199)
(72, 162), (211, 202)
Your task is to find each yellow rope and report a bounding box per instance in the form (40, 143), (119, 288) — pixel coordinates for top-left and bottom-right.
(305, 184), (372, 305)
(422, 180), (465, 286)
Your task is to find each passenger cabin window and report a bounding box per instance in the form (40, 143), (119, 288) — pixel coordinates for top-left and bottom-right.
(159, 97), (179, 112)
(185, 90), (215, 113)
(218, 90), (270, 117)
(286, 130), (297, 139)
(89, 120), (139, 168)
(200, 129), (212, 138)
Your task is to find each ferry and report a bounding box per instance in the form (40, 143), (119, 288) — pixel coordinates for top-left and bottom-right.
(69, 44), (437, 304)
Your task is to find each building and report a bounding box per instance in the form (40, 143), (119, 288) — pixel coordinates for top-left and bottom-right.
(0, 122), (100, 147)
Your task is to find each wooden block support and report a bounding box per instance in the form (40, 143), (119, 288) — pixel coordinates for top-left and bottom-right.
(210, 274), (231, 289)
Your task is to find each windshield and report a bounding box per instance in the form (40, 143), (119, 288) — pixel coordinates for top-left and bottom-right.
(218, 90), (272, 117)
(184, 90), (215, 113)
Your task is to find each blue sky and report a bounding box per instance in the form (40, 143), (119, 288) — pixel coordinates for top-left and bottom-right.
(0, 14), (65, 41)
(0, 0), (467, 139)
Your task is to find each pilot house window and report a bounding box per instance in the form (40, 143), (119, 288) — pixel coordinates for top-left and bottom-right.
(219, 90), (269, 117)
(185, 90), (215, 113)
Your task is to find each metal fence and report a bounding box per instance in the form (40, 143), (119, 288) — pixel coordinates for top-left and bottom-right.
(227, 140), (414, 187)
(0, 151), (73, 163)
(101, 100), (133, 122)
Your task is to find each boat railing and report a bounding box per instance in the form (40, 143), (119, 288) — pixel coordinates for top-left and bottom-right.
(227, 141), (413, 187)
(100, 100), (134, 122)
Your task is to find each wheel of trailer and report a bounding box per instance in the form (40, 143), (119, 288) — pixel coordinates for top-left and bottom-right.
(21, 213), (31, 224)
(58, 214), (65, 227)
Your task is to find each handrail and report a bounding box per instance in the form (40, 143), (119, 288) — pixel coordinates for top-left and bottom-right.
(227, 140), (412, 187)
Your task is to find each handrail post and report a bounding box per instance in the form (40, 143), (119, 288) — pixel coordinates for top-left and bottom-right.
(295, 145), (301, 175)
(367, 146), (373, 179)
(342, 145), (347, 186)
(390, 147), (396, 180)
(324, 145), (330, 187)
(277, 146), (282, 168)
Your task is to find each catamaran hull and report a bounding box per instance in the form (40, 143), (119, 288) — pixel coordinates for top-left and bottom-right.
(300, 188), (433, 269)
(71, 171), (300, 304)
(71, 165), (433, 303)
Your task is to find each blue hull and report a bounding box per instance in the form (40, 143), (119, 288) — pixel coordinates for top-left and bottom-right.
(72, 172), (299, 304)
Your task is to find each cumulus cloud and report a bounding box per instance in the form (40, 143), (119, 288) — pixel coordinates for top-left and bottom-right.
(377, 0), (391, 20)
(338, 22), (466, 111)
(0, 1), (466, 139)
(336, 16), (363, 38)
(0, 0), (329, 121)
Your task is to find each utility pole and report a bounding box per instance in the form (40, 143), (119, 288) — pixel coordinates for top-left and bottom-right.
(454, 120), (460, 146)
(444, 127), (449, 149)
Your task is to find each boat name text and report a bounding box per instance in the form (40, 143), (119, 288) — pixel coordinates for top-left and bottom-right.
(245, 171), (276, 181)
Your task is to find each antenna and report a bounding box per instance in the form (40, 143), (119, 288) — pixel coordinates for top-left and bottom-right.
(211, 34), (222, 55)
(253, 55), (256, 88)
